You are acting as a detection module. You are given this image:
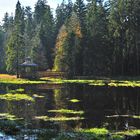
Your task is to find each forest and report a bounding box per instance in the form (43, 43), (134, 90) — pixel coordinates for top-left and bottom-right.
(0, 0), (140, 77)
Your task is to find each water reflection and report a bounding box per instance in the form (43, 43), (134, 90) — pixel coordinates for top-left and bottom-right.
(0, 84), (140, 138)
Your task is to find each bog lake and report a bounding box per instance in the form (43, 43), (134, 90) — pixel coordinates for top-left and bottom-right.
(0, 82), (140, 139)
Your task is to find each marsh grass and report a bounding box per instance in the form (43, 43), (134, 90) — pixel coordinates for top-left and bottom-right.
(8, 88), (25, 93)
(0, 113), (23, 121)
(0, 93), (34, 102)
(0, 77), (46, 85)
(48, 109), (84, 115)
(69, 99), (80, 103)
(106, 114), (140, 119)
(55, 128), (139, 140)
(1, 74), (140, 87)
(33, 94), (45, 98)
(115, 130), (140, 136)
(34, 116), (84, 121)
(42, 77), (140, 87)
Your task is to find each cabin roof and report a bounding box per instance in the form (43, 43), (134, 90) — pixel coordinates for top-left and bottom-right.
(20, 57), (38, 67)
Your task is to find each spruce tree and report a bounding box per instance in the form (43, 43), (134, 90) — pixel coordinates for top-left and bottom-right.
(85, 0), (110, 76)
(6, 1), (25, 76)
(33, 0), (55, 70)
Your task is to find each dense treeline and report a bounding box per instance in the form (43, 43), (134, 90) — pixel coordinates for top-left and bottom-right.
(0, 0), (140, 77)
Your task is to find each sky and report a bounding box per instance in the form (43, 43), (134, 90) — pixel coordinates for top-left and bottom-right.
(0, 0), (65, 23)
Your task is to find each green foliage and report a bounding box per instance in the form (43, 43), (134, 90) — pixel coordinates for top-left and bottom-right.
(33, 0), (55, 70)
(84, 0), (110, 76)
(0, 29), (5, 72)
(6, 1), (25, 74)
(54, 12), (82, 77)
(1, 0), (140, 77)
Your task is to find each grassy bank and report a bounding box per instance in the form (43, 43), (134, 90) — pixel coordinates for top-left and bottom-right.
(1, 74), (140, 87)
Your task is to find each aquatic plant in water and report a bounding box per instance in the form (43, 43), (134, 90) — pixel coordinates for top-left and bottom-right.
(34, 116), (84, 121)
(33, 94), (45, 98)
(48, 109), (84, 115)
(0, 93), (34, 102)
(0, 113), (23, 121)
(69, 99), (80, 103)
(106, 114), (140, 119)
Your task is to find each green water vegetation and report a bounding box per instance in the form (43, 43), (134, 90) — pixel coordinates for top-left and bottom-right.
(0, 93), (34, 102)
(34, 116), (84, 122)
(33, 94), (45, 98)
(0, 113), (23, 121)
(63, 128), (140, 140)
(2, 76), (140, 88)
(69, 99), (80, 103)
(8, 88), (25, 93)
(48, 109), (84, 115)
(106, 115), (140, 119)
(115, 130), (140, 136)
(42, 77), (140, 87)
(0, 77), (47, 85)
(50, 128), (140, 140)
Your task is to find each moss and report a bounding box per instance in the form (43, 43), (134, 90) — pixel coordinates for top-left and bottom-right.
(8, 88), (25, 93)
(115, 130), (140, 136)
(78, 128), (109, 135)
(0, 113), (23, 121)
(34, 116), (84, 121)
(111, 135), (124, 140)
(0, 76), (140, 87)
(1, 75), (140, 87)
(106, 114), (140, 119)
(33, 94), (45, 98)
(0, 77), (47, 85)
(69, 99), (80, 103)
(48, 109), (84, 115)
(0, 93), (34, 102)
(42, 78), (140, 87)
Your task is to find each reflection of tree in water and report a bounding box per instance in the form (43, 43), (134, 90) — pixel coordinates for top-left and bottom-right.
(53, 85), (84, 130)
(107, 87), (140, 131)
(0, 84), (140, 133)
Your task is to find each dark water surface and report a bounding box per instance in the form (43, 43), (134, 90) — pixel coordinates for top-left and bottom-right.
(0, 83), (140, 139)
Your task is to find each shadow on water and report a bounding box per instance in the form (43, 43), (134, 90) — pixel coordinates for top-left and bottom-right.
(0, 83), (140, 139)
